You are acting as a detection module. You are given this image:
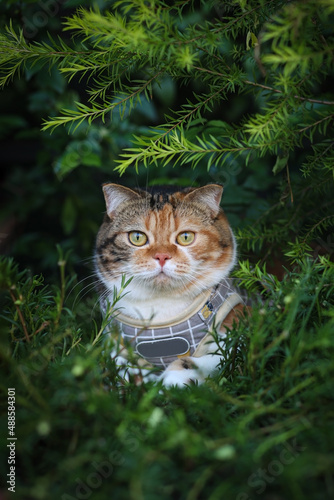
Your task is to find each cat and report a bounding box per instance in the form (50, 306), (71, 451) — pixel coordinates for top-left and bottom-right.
(95, 183), (248, 387)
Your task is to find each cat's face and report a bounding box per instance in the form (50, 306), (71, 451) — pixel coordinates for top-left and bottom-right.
(95, 184), (236, 299)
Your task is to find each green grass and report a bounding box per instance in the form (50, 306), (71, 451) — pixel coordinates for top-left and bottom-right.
(1, 254), (334, 500)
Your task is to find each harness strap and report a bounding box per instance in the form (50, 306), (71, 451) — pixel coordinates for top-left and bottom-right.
(210, 292), (243, 332)
(193, 292), (243, 357)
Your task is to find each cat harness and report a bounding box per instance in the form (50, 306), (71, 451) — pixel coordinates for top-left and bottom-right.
(111, 278), (246, 368)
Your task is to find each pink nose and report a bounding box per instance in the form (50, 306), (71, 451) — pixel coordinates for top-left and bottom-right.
(154, 253), (171, 268)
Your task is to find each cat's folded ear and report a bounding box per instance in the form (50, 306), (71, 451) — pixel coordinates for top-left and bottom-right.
(184, 184), (223, 217)
(102, 184), (140, 218)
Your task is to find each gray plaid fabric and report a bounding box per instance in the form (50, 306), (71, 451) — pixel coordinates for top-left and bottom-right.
(115, 278), (246, 368)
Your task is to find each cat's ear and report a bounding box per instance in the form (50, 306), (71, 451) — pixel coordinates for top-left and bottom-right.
(184, 184), (223, 217)
(102, 184), (140, 218)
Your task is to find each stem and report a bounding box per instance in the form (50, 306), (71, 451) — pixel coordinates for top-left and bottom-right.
(54, 245), (67, 331)
(33, 321), (50, 336)
(193, 66), (334, 106)
(298, 114), (334, 134)
(9, 288), (30, 342)
(302, 215), (334, 243)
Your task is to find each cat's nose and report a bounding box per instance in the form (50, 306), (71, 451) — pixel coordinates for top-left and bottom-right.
(154, 253), (171, 268)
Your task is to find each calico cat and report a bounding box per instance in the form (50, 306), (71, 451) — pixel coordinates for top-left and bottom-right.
(95, 183), (248, 387)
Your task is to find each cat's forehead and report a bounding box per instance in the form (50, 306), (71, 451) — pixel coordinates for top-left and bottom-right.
(102, 183), (225, 229)
(131, 185), (187, 208)
(111, 195), (208, 232)
(137, 190), (211, 223)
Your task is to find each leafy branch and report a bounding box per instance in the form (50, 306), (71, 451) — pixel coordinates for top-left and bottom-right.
(41, 70), (164, 132)
(115, 128), (252, 173)
(0, 23), (92, 87)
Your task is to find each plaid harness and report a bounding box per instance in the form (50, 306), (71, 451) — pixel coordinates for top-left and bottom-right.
(114, 279), (244, 368)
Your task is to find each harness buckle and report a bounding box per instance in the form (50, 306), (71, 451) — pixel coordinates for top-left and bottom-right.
(198, 301), (214, 322)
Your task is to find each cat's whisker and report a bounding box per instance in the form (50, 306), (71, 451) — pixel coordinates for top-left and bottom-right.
(177, 274), (207, 294)
(72, 280), (101, 309)
(78, 255), (97, 266)
(91, 291), (108, 318)
(66, 274), (99, 302)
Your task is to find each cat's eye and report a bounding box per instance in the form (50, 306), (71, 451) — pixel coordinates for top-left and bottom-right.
(128, 231), (148, 247)
(176, 231), (195, 246)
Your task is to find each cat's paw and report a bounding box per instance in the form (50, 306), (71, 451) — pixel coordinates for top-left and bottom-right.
(159, 357), (204, 387)
(159, 354), (221, 388)
(160, 369), (203, 387)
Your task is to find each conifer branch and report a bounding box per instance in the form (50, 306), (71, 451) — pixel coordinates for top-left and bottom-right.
(41, 70), (164, 132)
(194, 66), (334, 106)
(298, 114), (334, 134)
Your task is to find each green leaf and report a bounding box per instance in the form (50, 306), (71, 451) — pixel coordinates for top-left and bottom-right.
(246, 31), (258, 50)
(272, 152), (289, 175)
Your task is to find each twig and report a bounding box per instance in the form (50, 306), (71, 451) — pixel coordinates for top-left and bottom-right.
(9, 288), (30, 342)
(193, 66), (334, 106)
(298, 114), (334, 134)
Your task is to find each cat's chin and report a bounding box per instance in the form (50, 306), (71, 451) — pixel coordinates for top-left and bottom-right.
(153, 273), (172, 283)
(127, 271), (189, 297)
(138, 267), (180, 286)
(136, 275), (208, 298)
(146, 273), (184, 292)
(135, 266), (233, 295)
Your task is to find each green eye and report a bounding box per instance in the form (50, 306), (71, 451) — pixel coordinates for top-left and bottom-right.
(176, 231), (195, 246)
(128, 231), (148, 247)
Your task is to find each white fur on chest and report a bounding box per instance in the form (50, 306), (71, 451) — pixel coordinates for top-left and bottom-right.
(107, 287), (195, 322)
